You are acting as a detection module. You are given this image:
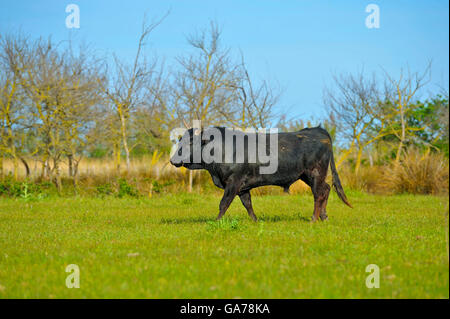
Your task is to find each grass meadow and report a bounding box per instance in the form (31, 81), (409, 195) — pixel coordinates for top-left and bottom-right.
(0, 191), (448, 298)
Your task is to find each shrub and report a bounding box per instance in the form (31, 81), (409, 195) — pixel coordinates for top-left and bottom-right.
(0, 177), (50, 198)
(151, 180), (175, 194)
(382, 148), (449, 195)
(0, 178), (21, 197)
(117, 178), (139, 198)
(96, 183), (115, 197)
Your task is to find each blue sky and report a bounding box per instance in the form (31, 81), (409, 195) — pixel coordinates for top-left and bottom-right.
(1, 0), (448, 120)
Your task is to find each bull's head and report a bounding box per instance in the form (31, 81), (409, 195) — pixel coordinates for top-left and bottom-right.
(169, 127), (205, 170)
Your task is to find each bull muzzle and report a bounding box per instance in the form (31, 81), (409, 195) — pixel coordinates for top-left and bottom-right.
(170, 158), (182, 167)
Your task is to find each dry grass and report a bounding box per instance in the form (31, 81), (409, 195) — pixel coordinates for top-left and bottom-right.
(381, 148), (449, 195)
(2, 156), (176, 179)
(340, 148), (449, 195)
(340, 165), (384, 194)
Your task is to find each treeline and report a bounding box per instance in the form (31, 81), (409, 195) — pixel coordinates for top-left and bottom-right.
(0, 18), (448, 195)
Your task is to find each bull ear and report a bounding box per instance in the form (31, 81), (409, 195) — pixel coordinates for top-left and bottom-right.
(194, 128), (201, 136)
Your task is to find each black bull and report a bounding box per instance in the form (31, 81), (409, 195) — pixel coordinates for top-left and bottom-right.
(170, 126), (352, 222)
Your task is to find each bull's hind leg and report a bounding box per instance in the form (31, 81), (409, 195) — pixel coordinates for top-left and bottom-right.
(319, 183), (331, 221)
(311, 183), (328, 222)
(310, 171), (329, 223)
(239, 191), (258, 222)
(312, 195), (321, 222)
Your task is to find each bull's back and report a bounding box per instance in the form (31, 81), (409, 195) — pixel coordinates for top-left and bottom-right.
(243, 129), (327, 187)
(277, 128), (331, 166)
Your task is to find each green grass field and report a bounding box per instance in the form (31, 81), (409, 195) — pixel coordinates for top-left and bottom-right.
(0, 191), (448, 298)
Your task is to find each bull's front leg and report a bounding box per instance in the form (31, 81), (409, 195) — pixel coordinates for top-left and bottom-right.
(216, 181), (240, 220)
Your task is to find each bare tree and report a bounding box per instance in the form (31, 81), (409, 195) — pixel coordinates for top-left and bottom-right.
(0, 35), (62, 181)
(174, 21), (242, 127)
(325, 70), (394, 173)
(102, 13), (167, 172)
(0, 67), (21, 179)
(383, 63), (431, 163)
(59, 44), (103, 191)
(2, 34), (102, 192)
(234, 54), (281, 128)
(0, 34), (32, 179)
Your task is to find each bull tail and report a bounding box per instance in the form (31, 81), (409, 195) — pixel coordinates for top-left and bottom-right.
(329, 150), (352, 208)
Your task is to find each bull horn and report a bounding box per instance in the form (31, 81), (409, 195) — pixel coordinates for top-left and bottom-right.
(182, 119), (190, 128)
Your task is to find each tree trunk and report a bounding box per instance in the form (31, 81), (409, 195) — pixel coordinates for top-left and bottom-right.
(54, 161), (62, 195)
(19, 157), (30, 178)
(395, 104), (406, 164)
(72, 160), (79, 195)
(155, 165), (160, 180)
(188, 170), (193, 193)
(113, 141), (121, 175)
(68, 154), (73, 177)
(395, 140), (404, 164)
(12, 155), (18, 180)
(355, 146), (363, 174)
(41, 151), (50, 180)
(41, 161), (46, 179)
(0, 153), (3, 180)
(120, 114), (130, 172)
(7, 125), (18, 180)
(336, 141), (355, 168)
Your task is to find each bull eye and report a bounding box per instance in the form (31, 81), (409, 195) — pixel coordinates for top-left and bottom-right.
(178, 148), (182, 156)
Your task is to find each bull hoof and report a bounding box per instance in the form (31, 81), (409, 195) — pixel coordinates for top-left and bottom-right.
(320, 215), (328, 221)
(310, 216), (318, 223)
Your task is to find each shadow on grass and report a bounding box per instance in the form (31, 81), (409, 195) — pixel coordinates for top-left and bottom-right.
(160, 212), (310, 224)
(259, 213), (310, 223)
(160, 216), (216, 224)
